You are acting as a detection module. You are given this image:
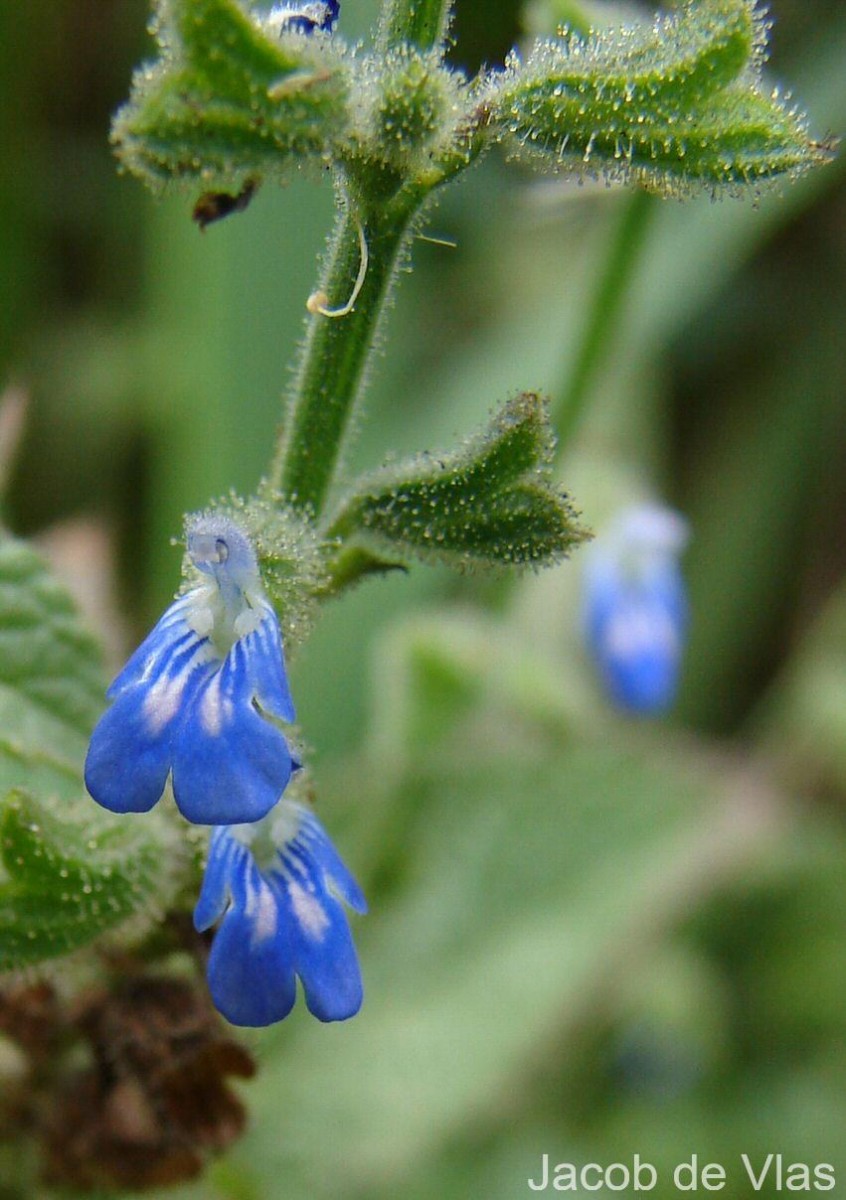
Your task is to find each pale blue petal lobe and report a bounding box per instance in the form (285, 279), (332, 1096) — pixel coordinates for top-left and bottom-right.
(297, 810), (368, 913)
(587, 563), (687, 714)
(298, 928), (364, 1022)
(86, 620), (212, 813)
(584, 505), (689, 716)
(277, 821), (365, 1019)
(280, 868), (364, 1021)
(84, 691), (173, 813)
(246, 604), (296, 724)
(194, 827), (240, 932)
(171, 640), (294, 824)
(268, 1), (339, 34)
(106, 595), (198, 696)
(206, 858), (298, 1026)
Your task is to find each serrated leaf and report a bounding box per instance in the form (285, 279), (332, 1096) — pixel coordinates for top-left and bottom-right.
(112, 0), (350, 191)
(0, 538), (105, 799)
(0, 536), (178, 973)
(510, 79), (827, 191)
(496, 0), (831, 191)
(0, 789), (176, 972)
(629, 84), (829, 189)
(325, 392), (588, 572)
(517, 0), (761, 122)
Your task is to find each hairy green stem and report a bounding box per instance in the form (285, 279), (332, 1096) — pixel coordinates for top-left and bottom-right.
(271, 194), (420, 515)
(554, 187), (655, 452)
(378, 0), (453, 52)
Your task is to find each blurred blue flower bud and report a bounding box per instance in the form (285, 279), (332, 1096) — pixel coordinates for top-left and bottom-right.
(85, 516), (298, 825)
(583, 504), (689, 715)
(195, 801), (367, 1026)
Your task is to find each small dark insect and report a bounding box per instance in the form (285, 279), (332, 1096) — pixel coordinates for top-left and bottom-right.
(192, 178), (259, 231)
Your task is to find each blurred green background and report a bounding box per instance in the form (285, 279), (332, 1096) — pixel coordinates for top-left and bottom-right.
(2, 0), (846, 1196)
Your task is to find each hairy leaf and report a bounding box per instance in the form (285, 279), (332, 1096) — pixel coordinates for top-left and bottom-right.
(112, 0), (350, 191)
(0, 790), (177, 972)
(495, 0), (831, 192)
(0, 537), (178, 973)
(325, 392), (588, 572)
(0, 539), (104, 798)
(521, 0), (763, 120)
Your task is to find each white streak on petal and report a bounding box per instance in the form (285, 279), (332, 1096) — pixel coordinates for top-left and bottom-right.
(246, 874), (278, 945)
(142, 644), (211, 734)
(288, 879), (330, 941)
(199, 675), (234, 737)
(142, 671), (188, 734)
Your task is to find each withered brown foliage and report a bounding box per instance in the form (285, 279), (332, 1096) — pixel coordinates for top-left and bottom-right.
(0, 973), (255, 1192)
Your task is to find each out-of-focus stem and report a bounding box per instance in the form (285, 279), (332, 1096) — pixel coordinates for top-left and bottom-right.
(554, 188), (655, 452)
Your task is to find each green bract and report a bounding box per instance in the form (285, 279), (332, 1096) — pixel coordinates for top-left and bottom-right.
(492, 0), (830, 190)
(113, 0), (350, 189)
(0, 539), (178, 973)
(0, 540), (104, 792)
(325, 393), (588, 572)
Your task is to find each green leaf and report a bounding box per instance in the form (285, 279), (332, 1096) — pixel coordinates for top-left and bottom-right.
(0, 789), (177, 972)
(495, 0), (831, 192)
(112, 0), (350, 191)
(325, 391), (589, 574)
(0, 537), (179, 973)
(0, 538), (104, 798)
(522, 0), (762, 120)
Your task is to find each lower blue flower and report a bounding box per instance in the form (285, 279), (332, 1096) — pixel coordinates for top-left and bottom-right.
(583, 504), (689, 715)
(194, 801), (367, 1026)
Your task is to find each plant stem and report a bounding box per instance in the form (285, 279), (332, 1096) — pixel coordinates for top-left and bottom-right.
(554, 187), (655, 452)
(271, 192), (420, 516)
(378, 0), (453, 52)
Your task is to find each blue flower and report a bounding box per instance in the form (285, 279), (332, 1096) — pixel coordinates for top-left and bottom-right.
(84, 517), (298, 825)
(264, 1), (339, 35)
(194, 800), (367, 1026)
(583, 504), (689, 715)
